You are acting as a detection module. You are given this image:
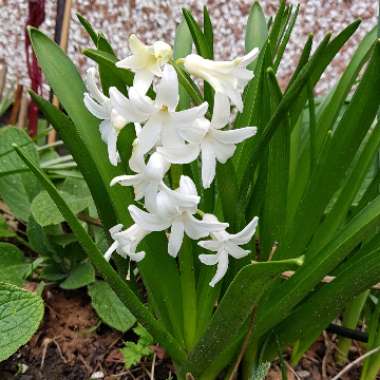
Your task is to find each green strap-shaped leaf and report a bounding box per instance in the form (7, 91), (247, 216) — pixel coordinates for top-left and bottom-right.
(307, 123), (380, 258)
(187, 257), (303, 377)
(28, 28), (133, 227)
(279, 39), (380, 260)
(259, 70), (289, 259)
(13, 145), (188, 366)
(174, 18), (193, 111)
(245, 1), (268, 56)
(256, 194), (380, 337)
(262, 245), (380, 362)
(0, 282), (44, 362)
(77, 13), (98, 45)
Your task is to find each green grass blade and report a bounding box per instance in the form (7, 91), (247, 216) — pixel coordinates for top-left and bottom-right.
(76, 13), (98, 45)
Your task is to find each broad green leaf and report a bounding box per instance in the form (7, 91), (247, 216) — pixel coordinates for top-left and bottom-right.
(0, 215), (15, 238)
(60, 261), (95, 289)
(13, 145), (188, 364)
(31, 190), (92, 227)
(245, 1), (268, 56)
(0, 127), (40, 221)
(88, 281), (136, 333)
(187, 257), (303, 377)
(0, 282), (44, 361)
(26, 215), (53, 256)
(0, 243), (30, 286)
(174, 18), (193, 110)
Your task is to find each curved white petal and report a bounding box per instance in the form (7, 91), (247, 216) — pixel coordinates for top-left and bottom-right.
(171, 102), (208, 124)
(133, 70), (155, 95)
(128, 86), (155, 114)
(155, 65), (179, 111)
(129, 251), (146, 262)
(240, 47), (259, 66)
(128, 205), (170, 231)
(110, 174), (142, 187)
(85, 68), (109, 105)
(161, 183), (200, 209)
(183, 213), (228, 240)
(211, 93), (230, 129)
(198, 240), (221, 252)
(225, 242), (250, 259)
(157, 144), (200, 164)
(129, 141), (146, 172)
(179, 175), (198, 197)
(104, 241), (118, 262)
(138, 116), (162, 153)
(209, 138), (236, 163)
(212, 127), (257, 144)
(199, 253), (219, 266)
(177, 117), (209, 144)
(201, 142), (216, 189)
(209, 251), (229, 287)
(106, 127), (120, 166)
(229, 216), (259, 245)
(84, 93), (110, 120)
(109, 87), (149, 122)
(168, 220), (185, 257)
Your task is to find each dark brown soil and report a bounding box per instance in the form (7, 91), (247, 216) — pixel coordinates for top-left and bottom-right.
(0, 287), (173, 380)
(0, 285), (378, 380)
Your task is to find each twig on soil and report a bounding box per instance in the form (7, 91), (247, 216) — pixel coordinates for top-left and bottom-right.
(40, 337), (67, 369)
(322, 332), (333, 380)
(330, 346), (380, 380)
(150, 353), (156, 380)
(285, 361), (301, 380)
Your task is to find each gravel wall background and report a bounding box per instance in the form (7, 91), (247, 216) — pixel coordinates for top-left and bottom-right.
(0, 0), (378, 94)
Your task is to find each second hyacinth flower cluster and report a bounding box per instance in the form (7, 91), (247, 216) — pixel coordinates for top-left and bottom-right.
(84, 34), (259, 287)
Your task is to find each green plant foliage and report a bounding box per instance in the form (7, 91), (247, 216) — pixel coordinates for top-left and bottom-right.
(121, 324), (154, 369)
(0, 243), (31, 286)
(0, 127), (40, 221)
(0, 282), (44, 362)
(88, 281), (136, 332)
(0, 214), (15, 238)
(31, 190), (92, 227)
(60, 261), (95, 289)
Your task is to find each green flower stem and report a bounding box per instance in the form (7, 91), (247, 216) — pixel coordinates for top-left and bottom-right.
(179, 237), (198, 351)
(13, 144), (189, 366)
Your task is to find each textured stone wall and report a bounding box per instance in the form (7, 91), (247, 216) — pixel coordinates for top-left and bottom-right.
(0, 0), (377, 94)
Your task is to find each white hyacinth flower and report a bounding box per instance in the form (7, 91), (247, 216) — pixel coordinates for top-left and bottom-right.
(198, 215), (259, 287)
(116, 34), (173, 94)
(104, 224), (147, 262)
(128, 176), (228, 257)
(83, 68), (127, 166)
(109, 65), (208, 154)
(110, 151), (171, 211)
(158, 93), (257, 188)
(181, 47), (259, 111)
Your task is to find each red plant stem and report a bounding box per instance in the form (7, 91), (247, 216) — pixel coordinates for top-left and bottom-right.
(25, 0), (45, 136)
